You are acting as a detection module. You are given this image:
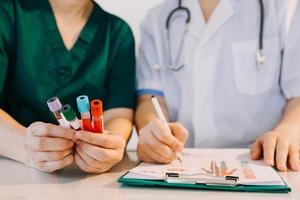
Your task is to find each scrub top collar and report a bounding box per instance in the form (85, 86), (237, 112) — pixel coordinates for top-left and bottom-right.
(37, 0), (102, 71)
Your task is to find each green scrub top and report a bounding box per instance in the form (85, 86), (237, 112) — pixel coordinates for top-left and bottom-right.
(0, 0), (136, 126)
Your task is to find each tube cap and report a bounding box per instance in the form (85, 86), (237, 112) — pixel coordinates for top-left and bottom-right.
(47, 97), (62, 112)
(91, 99), (103, 116)
(61, 104), (77, 121)
(77, 95), (90, 113)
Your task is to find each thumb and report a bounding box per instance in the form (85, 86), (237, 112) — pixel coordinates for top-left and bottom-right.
(250, 136), (263, 160)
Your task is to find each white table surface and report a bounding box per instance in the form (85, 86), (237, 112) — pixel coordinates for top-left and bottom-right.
(0, 149), (299, 200)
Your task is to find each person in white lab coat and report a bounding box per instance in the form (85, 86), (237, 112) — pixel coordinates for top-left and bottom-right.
(135, 0), (300, 171)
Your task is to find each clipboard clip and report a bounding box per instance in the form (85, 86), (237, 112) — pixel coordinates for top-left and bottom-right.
(165, 173), (239, 186)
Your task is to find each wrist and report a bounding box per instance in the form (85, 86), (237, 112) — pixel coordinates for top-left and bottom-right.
(137, 116), (163, 133)
(16, 127), (30, 165)
(1, 126), (29, 165)
(274, 123), (300, 135)
(112, 131), (129, 144)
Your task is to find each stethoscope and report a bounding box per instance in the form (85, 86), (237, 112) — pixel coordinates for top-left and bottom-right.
(165, 0), (266, 71)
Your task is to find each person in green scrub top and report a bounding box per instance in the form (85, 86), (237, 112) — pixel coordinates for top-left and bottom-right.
(0, 0), (136, 173)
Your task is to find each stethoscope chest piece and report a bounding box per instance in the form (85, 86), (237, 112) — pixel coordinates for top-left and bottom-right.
(256, 50), (266, 71)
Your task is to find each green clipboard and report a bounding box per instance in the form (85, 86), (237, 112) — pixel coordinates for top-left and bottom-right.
(118, 172), (291, 193)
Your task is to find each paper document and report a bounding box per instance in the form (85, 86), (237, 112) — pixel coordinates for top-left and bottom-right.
(127, 151), (284, 186)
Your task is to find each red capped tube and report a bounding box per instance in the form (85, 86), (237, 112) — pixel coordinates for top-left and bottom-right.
(91, 99), (103, 133)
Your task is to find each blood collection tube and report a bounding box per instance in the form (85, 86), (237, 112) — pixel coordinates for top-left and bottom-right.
(76, 95), (93, 131)
(61, 104), (81, 130)
(47, 97), (69, 128)
(91, 99), (103, 133)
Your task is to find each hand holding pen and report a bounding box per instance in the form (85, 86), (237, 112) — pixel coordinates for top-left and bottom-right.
(151, 96), (183, 163)
(137, 96), (189, 164)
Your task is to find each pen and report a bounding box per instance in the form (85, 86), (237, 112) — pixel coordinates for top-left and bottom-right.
(47, 97), (69, 128)
(91, 99), (104, 133)
(151, 96), (183, 163)
(61, 104), (81, 130)
(77, 95), (93, 131)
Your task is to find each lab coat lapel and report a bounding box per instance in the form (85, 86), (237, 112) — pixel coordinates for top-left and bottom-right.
(198, 0), (234, 48)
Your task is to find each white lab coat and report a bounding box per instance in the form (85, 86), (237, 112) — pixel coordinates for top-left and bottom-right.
(137, 0), (300, 148)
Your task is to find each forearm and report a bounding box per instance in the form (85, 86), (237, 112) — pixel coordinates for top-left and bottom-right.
(104, 108), (134, 143)
(135, 95), (169, 132)
(274, 97), (300, 133)
(105, 118), (133, 143)
(0, 109), (27, 163)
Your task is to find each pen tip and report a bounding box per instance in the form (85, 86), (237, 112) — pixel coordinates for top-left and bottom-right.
(178, 157), (182, 164)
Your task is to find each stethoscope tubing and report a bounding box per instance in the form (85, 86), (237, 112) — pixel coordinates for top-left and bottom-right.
(258, 0), (265, 51)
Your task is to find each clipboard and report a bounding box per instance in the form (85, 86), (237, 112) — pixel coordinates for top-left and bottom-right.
(118, 171), (291, 193)
(119, 150), (292, 193)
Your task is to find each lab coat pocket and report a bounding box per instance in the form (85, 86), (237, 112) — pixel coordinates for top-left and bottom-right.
(232, 39), (280, 95)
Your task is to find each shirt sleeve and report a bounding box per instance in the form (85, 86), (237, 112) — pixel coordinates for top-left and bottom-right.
(103, 19), (136, 110)
(136, 13), (164, 97)
(0, 1), (14, 107)
(281, 1), (300, 99)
